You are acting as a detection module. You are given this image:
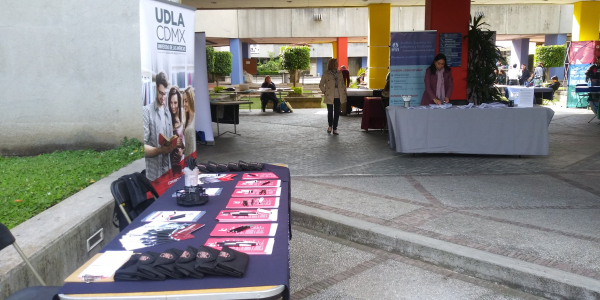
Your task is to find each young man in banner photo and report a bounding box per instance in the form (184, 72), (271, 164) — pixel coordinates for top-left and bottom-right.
(143, 72), (182, 181)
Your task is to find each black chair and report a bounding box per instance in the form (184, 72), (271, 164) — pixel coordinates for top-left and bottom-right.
(0, 223), (61, 300)
(111, 172), (159, 231)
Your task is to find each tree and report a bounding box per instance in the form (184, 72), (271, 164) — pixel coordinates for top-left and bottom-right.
(206, 46), (215, 75)
(464, 13), (506, 104)
(535, 45), (566, 81)
(213, 51), (232, 87)
(280, 46), (311, 87)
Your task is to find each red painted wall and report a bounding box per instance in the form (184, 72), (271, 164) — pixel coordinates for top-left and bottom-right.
(336, 37), (348, 71)
(425, 0), (470, 100)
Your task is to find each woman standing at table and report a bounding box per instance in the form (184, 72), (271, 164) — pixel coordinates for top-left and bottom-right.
(421, 53), (453, 106)
(319, 58), (347, 135)
(182, 87), (196, 158)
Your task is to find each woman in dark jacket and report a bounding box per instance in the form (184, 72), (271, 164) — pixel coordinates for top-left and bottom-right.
(421, 53), (453, 106)
(260, 75), (279, 112)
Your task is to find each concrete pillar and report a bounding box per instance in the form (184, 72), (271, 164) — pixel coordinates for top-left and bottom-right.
(229, 38), (243, 85)
(510, 38), (529, 70)
(425, 0), (470, 100)
(572, 1), (600, 41)
(317, 57), (323, 77)
(368, 3), (391, 89)
(242, 42), (250, 59)
(336, 37), (348, 70)
(545, 34), (567, 80)
(332, 41), (338, 59)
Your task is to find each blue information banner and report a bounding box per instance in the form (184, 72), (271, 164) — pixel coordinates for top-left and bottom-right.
(390, 31), (437, 106)
(439, 33), (462, 67)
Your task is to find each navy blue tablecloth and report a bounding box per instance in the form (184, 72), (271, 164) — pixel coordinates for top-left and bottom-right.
(59, 165), (291, 299)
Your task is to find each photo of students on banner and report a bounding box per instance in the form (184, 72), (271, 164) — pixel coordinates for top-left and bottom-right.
(140, 0), (196, 194)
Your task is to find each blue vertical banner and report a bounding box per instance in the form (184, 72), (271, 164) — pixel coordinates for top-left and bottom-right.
(390, 31), (437, 106)
(439, 33), (462, 67)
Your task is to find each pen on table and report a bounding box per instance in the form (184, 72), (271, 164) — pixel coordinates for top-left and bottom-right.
(217, 241), (257, 246)
(228, 224), (255, 233)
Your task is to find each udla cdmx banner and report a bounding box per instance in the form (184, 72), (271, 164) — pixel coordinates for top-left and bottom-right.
(389, 31), (437, 106)
(140, 0), (197, 194)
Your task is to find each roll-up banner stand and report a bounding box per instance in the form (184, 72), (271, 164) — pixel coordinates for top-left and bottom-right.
(140, 0), (206, 194)
(389, 31), (437, 107)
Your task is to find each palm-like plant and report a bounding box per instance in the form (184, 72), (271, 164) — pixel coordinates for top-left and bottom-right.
(464, 13), (506, 104)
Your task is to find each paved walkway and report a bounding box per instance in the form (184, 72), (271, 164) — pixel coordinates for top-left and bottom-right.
(199, 105), (600, 299)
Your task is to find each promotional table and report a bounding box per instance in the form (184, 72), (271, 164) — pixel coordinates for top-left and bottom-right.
(361, 97), (386, 131)
(386, 106), (554, 155)
(58, 165), (291, 300)
(210, 101), (254, 137)
(344, 89), (382, 115)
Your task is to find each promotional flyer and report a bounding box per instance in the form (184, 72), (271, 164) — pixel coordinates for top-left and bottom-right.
(389, 31), (437, 106)
(140, 0), (196, 194)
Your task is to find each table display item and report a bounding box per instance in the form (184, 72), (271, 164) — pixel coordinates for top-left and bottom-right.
(211, 223), (278, 237)
(141, 211), (205, 223)
(242, 172), (279, 180)
(227, 162), (243, 171)
(77, 251), (134, 282)
(119, 222), (203, 250)
(194, 246), (223, 275)
(226, 197), (280, 209)
(232, 187), (281, 197)
(153, 248), (184, 279)
(136, 251), (167, 281)
(205, 238), (275, 255)
(175, 246), (205, 279)
(114, 254), (143, 281)
(176, 186), (209, 206)
(217, 209), (278, 222)
(236, 180), (281, 188)
(215, 246), (250, 278)
(196, 163), (210, 173)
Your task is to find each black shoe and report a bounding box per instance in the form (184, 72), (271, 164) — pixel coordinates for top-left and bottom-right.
(262, 107), (266, 112)
(333, 130), (339, 135)
(327, 127), (332, 134)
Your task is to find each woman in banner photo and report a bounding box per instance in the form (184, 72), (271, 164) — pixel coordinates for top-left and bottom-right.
(182, 86), (196, 158)
(168, 86), (185, 176)
(421, 53), (454, 106)
(319, 58), (347, 135)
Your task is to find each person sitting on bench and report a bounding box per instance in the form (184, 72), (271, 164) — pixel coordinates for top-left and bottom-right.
(260, 75), (280, 113)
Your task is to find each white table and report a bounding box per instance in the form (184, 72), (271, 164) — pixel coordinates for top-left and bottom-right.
(386, 106), (555, 155)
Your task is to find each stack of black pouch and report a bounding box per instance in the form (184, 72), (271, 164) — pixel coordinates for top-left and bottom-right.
(136, 251), (166, 281)
(175, 246), (205, 279)
(114, 254), (142, 281)
(194, 246), (223, 276)
(153, 248), (183, 279)
(196, 160), (265, 173)
(214, 246), (249, 278)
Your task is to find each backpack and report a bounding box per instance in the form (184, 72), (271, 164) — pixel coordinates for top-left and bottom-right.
(279, 99), (293, 113)
(112, 172), (158, 231)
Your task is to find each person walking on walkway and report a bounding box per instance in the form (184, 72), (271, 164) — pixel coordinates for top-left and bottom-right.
(319, 58), (347, 135)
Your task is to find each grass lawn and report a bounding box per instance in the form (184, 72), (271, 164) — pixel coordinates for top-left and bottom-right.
(0, 138), (145, 229)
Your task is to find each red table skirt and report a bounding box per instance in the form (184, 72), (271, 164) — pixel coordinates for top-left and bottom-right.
(361, 97), (386, 131)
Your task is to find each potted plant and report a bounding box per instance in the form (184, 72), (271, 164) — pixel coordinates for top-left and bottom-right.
(464, 13), (506, 104)
(280, 46), (310, 87)
(213, 86), (225, 93)
(213, 51), (232, 87)
(534, 45), (566, 81)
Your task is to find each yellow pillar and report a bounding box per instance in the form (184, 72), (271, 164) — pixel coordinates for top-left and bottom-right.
(572, 1), (600, 41)
(332, 41), (338, 59)
(368, 3), (391, 89)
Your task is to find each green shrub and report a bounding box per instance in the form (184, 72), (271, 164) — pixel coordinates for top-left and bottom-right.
(213, 51), (232, 87)
(534, 45), (566, 68)
(214, 86), (225, 92)
(291, 87), (303, 95)
(257, 52), (281, 73)
(257, 71), (280, 75)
